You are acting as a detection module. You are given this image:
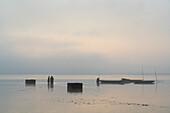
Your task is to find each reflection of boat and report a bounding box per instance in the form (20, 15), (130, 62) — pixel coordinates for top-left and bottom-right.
(96, 78), (155, 85)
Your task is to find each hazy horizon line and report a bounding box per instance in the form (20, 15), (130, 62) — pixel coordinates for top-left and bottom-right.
(0, 73), (169, 76)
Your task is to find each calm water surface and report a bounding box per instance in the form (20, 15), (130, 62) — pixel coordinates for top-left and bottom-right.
(0, 75), (170, 113)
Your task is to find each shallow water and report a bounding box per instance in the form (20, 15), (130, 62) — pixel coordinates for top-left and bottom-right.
(0, 75), (170, 113)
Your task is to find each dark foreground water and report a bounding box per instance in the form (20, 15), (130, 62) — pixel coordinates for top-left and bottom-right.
(0, 75), (170, 113)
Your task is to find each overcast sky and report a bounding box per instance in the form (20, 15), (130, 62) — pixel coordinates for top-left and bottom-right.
(0, 0), (170, 75)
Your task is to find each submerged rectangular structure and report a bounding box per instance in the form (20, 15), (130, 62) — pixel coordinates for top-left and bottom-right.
(67, 83), (83, 93)
(25, 79), (36, 86)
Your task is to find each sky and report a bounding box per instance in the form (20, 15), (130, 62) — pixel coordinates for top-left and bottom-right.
(0, 0), (170, 75)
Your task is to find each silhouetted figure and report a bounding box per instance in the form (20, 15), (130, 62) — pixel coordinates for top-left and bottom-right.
(96, 78), (100, 87)
(47, 76), (54, 91)
(51, 76), (54, 85)
(47, 76), (50, 83)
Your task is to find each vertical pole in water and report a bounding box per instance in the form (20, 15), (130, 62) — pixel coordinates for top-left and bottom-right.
(155, 71), (158, 83)
(142, 67), (144, 80)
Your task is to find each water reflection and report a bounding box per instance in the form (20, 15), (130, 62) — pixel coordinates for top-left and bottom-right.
(48, 83), (54, 91)
(25, 84), (36, 87)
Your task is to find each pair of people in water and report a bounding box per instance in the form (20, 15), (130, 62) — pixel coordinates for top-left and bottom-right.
(47, 76), (54, 84)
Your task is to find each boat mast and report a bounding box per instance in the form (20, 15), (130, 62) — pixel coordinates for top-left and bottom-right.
(142, 67), (144, 80)
(154, 71), (158, 83)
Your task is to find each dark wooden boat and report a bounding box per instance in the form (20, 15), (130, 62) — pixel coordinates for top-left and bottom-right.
(97, 78), (135, 85)
(96, 78), (155, 85)
(99, 80), (124, 84)
(121, 78), (143, 83)
(134, 80), (155, 84)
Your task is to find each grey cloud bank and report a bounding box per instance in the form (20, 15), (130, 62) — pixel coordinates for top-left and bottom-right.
(0, 52), (169, 75)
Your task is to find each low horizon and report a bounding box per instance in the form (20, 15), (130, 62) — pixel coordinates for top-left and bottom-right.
(0, 72), (169, 76)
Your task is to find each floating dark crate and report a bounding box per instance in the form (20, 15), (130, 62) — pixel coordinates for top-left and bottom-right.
(25, 79), (36, 86)
(67, 83), (83, 93)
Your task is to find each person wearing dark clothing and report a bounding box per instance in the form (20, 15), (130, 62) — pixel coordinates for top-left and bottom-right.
(47, 76), (50, 83)
(51, 76), (54, 85)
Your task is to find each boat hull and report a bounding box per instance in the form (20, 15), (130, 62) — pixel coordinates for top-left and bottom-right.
(134, 80), (154, 84)
(96, 78), (155, 85)
(99, 80), (124, 85)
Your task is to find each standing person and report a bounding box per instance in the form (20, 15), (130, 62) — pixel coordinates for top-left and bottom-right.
(51, 76), (54, 85)
(47, 76), (50, 83)
(96, 77), (99, 83)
